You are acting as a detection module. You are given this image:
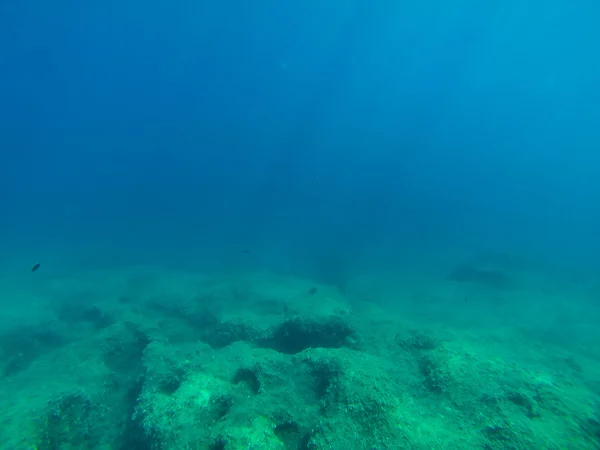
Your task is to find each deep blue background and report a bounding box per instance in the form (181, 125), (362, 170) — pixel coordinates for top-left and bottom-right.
(1, 1), (599, 277)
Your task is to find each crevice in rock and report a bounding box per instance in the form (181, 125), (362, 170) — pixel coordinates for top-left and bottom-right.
(210, 394), (233, 422)
(233, 368), (261, 395)
(260, 317), (355, 354)
(274, 421), (303, 449)
(119, 376), (153, 450)
(158, 366), (185, 395)
(313, 366), (335, 400)
(210, 438), (227, 450)
(200, 321), (253, 349)
(103, 323), (150, 374)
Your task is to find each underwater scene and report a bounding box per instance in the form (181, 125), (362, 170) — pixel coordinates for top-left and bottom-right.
(1, 1), (600, 449)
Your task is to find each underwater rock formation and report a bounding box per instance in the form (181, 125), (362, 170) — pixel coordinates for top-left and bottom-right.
(0, 269), (598, 449)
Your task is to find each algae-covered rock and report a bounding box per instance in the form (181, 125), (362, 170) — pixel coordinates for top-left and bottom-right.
(136, 370), (233, 449)
(1, 268), (599, 449)
(35, 389), (100, 450)
(297, 347), (407, 448)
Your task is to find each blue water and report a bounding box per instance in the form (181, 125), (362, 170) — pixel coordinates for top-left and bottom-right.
(1, 1), (599, 276)
(3, 2), (600, 448)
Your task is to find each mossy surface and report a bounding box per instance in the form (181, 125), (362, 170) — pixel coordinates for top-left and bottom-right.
(0, 266), (599, 449)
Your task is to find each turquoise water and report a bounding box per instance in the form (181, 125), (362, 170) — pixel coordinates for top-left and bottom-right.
(1, 2), (600, 449)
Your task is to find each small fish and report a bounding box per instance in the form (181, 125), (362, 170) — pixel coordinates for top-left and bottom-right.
(308, 287), (318, 296)
(31, 263), (41, 273)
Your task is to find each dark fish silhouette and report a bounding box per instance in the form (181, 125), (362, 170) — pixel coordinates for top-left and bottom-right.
(31, 263), (41, 273)
(308, 287), (318, 296)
